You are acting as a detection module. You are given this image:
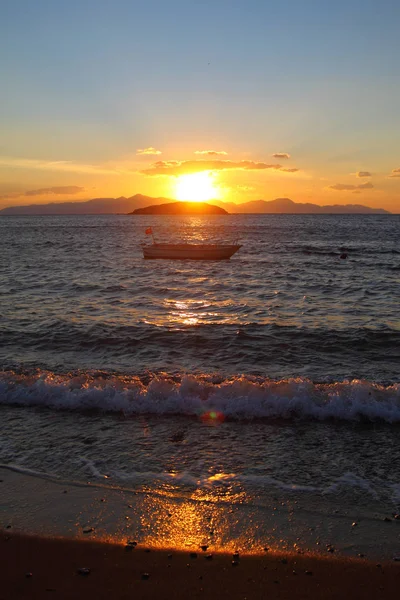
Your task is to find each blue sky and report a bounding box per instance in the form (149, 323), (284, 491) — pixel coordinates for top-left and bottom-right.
(1, 0), (399, 210)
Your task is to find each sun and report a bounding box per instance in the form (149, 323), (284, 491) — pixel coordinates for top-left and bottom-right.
(175, 172), (219, 202)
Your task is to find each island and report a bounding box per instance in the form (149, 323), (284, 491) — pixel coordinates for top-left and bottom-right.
(129, 201), (228, 215)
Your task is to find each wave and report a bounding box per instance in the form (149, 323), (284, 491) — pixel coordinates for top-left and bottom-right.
(2, 321), (399, 351)
(1, 371), (399, 423)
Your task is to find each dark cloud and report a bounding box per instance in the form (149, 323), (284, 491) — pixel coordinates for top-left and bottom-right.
(356, 171), (371, 178)
(25, 186), (84, 196)
(0, 186), (84, 200)
(194, 150), (228, 156)
(140, 159), (302, 176)
(272, 153), (290, 159)
(328, 182), (374, 191)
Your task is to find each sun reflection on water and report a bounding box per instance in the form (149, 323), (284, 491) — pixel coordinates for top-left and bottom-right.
(137, 479), (254, 552)
(159, 298), (236, 327)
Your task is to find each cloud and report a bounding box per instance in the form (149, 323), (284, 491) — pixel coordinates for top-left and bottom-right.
(272, 153), (290, 159)
(0, 186), (85, 201)
(280, 168), (299, 173)
(136, 147), (162, 155)
(388, 168), (400, 178)
(328, 182), (374, 191)
(141, 159), (301, 176)
(194, 150), (228, 156)
(0, 156), (118, 175)
(25, 186), (84, 196)
(356, 171), (371, 178)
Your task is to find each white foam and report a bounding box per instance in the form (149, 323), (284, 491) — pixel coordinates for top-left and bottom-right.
(321, 472), (380, 499)
(73, 464), (389, 501)
(77, 457), (109, 479)
(1, 371), (400, 422)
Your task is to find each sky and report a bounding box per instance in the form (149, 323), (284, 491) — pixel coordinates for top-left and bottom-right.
(1, 0), (400, 212)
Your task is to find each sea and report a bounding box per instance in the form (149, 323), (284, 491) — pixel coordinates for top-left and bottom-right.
(1, 213), (400, 557)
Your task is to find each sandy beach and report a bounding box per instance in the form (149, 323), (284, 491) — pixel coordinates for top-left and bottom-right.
(1, 531), (399, 600)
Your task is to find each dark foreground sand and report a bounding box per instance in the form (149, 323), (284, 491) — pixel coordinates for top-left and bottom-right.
(1, 531), (399, 600)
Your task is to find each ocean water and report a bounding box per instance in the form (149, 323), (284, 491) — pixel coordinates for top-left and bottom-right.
(1, 214), (400, 555)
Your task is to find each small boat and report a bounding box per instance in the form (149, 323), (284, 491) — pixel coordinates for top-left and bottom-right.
(141, 243), (241, 260)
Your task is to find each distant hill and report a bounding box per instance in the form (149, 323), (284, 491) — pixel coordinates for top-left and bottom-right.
(130, 201), (227, 215)
(0, 194), (390, 214)
(213, 197), (390, 214)
(0, 194), (170, 215)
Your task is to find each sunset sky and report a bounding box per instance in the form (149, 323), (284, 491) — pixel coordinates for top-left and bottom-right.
(1, 0), (400, 212)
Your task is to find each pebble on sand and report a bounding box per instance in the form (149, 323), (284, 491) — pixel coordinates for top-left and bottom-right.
(141, 573), (150, 580)
(77, 568), (91, 576)
(82, 527), (94, 534)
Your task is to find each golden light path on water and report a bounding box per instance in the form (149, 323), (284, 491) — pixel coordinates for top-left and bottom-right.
(164, 299), (231, 326)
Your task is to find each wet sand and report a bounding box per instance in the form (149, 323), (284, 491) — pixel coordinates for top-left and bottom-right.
(1, 531), (399, 599)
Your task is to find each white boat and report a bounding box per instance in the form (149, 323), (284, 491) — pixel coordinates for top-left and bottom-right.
(141, 243), (242, 260)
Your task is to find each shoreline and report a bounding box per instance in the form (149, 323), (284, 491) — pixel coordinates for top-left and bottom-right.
(2, 465), (400, 562)
(1, 531), (399, 599)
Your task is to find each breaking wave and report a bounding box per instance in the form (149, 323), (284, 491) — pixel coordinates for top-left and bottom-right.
(1, 370), (399, 423)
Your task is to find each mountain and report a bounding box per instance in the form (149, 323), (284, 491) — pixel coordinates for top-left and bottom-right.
(130, 201), (227, 215)
(213, 197), (390, 214)
(0, 194), (170, 215)
(0, 194), (390, 214)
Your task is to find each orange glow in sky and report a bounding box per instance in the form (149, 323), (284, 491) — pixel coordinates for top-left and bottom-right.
(174, 172), (220, 202)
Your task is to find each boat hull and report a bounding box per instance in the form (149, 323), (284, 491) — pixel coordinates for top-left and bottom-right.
(141, 243), (241, 260)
